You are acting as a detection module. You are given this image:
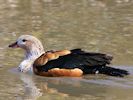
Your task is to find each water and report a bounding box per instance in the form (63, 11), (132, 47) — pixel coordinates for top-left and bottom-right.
(0, 0), (133, 100)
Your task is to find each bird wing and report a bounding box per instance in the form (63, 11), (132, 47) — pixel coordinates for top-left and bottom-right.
(33, 49), (113, 73)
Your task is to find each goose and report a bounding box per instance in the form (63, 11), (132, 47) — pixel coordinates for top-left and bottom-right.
(9, 35), (129, 77)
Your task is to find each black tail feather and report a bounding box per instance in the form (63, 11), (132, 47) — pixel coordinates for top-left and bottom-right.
(83, 66), (129, 77)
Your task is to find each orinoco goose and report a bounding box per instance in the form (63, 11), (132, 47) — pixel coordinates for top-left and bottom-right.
(9, 35), (129, 77)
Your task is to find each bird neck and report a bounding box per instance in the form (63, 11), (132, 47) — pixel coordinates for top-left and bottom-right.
(25, 45), (45, 60)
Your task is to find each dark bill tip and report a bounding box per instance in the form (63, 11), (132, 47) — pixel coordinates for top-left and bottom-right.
(8, 42), (19, 48)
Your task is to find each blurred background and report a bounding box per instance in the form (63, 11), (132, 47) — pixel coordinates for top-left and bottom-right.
(0, 0), (133, 100)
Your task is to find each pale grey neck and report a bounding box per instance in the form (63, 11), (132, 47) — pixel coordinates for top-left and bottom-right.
(25, 47), (45, 60)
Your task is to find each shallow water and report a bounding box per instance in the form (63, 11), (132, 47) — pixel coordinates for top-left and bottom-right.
(0, 0), (133, 100)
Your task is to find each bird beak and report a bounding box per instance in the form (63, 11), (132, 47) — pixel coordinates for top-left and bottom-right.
(8, 42), (19, 48)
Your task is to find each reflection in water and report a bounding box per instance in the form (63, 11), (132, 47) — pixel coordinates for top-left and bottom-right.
(0, 0), (133, 100)
(10, 67), (133, 100)
(20, 74), (42, 100)
(13, 67), (133, 100)
(19, 71), (106, 100)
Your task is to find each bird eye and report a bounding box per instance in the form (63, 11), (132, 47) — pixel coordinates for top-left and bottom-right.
(22, 39), (27, 42)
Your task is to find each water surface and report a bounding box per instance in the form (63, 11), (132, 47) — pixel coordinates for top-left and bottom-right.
(0, 0), (133, 100)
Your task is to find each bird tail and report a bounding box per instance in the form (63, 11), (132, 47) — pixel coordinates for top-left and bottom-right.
(83, 66), (129, 77)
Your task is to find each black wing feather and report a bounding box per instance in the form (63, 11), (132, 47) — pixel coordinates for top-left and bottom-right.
(37, 49), (111, 72)
(36, 49), (129, 77)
